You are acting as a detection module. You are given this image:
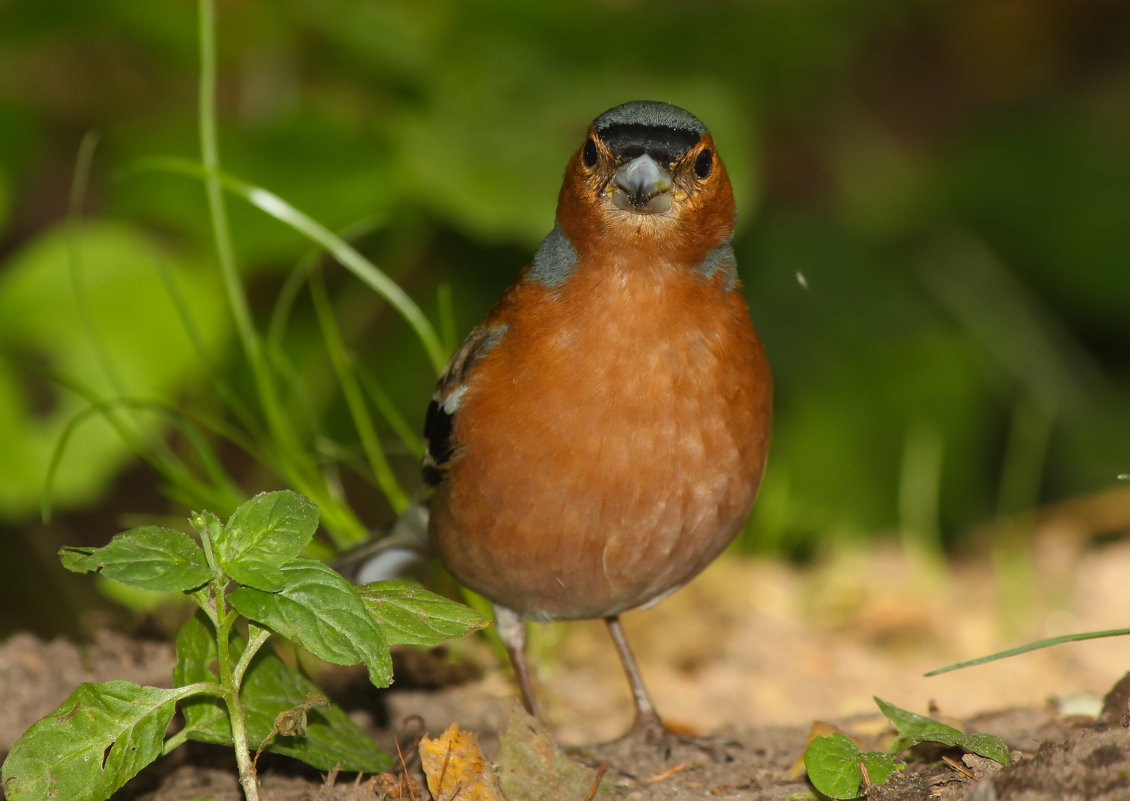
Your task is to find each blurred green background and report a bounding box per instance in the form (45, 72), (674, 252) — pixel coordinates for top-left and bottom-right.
(1, 0), (1128, 636)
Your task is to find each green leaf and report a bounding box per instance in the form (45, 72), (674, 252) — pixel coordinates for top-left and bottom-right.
(804, 733), (866, 799)
(214, 491), (317, 571)
(228, 558), (392, 686)
(59, 546), (97, 573)
(172, 611), (388, 771)
(1, 681), (179, 801)
(243, 642), (390, 771)
(359, 580), (490, 647)
(960, 733), (1011, 765)
(224, 558), (287, 592)
(68, 526), (211, 592)
(875, 697), (965, 751)
(173, 612), (229, 743)
(859, 751), (901, 787)
(875, 697), (1010, 765)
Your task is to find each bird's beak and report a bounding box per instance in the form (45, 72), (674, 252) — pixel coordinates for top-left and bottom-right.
(612, 154), (673, 214)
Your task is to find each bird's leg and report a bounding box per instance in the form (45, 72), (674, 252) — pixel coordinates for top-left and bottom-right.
(495, 605), (541, 720)
(605, 614), (667, 741)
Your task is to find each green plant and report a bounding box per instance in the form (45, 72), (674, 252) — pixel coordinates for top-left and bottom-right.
(925, 473), (1130, 690)
(803, 697), (1009, 800)
(0, 490), (488, 801)
(39, 0), (450, 551)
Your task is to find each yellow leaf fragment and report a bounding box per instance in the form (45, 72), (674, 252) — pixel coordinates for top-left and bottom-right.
(419, 722), (504, 801)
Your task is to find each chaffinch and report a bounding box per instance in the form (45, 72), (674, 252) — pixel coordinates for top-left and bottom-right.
(361, 101), (772, 740)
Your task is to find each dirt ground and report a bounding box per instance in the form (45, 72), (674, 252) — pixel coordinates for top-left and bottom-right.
(5, 519), (1130, 800)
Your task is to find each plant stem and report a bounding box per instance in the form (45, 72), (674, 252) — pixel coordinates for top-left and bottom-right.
(213, 577), (260, 801)
(195, 508), (260, 800)
(161, 681), (226, 755)
(233, 623), (272, 686)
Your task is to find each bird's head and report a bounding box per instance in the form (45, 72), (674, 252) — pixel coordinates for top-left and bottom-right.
(556, 101), (736, 261)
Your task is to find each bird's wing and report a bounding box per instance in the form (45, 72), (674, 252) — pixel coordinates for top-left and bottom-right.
(422, 321), (509, 490)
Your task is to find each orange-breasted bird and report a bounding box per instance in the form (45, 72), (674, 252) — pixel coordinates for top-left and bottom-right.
(355, 101), (772, 739)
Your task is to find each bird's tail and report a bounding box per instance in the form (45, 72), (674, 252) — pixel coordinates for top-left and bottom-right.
(333, 501), (429, 585)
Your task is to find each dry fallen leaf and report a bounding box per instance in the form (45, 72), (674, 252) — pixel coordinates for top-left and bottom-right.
(496, 706), (615, 801)
(419, 722), (504, 801)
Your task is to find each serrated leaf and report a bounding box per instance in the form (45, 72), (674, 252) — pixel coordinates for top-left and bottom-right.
(804, 733), (866, 799)
(225, 558), (287, 592)
(1, 681), (178, 801)
(214, 491), (317, 571)
(171, 612), (390, 772)
(76, 527), (212, 592)
(360, 580), (490, 647)
(228, 558), (392, 686)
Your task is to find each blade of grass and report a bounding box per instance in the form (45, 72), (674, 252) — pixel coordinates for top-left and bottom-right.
(898, 420), (946, 584)
(266, 217), (382, 353)
(359, 371), (425, 459)
(127, 156), (447, 375)
(68, 132), (129, 403)
(196, 0), (366, 546)
(993, 396), (1054, 635)
(196, 0), (300, 461)
(65, 132), (196, 483)
(264, 251), (373, 493)
(45, 394), (246, 522)
(266, 258), (317, 359)
(927, 628), (1130, 676)
(309, 267), (409, 513)
(147, 249), (263, 440)
(46, 366), (259, 482)
(436, 282), (457, 353)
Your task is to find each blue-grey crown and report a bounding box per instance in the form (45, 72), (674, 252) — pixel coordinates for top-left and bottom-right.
(592, 101), (708, 164)
(594, 101), (708, 136)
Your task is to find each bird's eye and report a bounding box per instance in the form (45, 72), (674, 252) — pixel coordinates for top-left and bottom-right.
(694, 148), (713, 179)
(583, 136), (599, 168)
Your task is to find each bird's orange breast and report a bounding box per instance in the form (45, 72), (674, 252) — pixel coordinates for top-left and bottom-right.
(431, 259), (772, 621)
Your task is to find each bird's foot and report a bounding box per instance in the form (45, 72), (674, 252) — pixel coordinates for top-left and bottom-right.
(622, 710), (670, 744)
(612, 711), (739, 762)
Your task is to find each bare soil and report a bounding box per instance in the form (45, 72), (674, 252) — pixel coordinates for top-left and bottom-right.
(5, 533), (1130, 800)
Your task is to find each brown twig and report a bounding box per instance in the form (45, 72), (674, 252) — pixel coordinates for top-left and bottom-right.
(647, 762), (690, 782)
(859, 761), (872, 790)
(582, 761), (608, 801)
(395, 736), (420, 801)
(942, 755), (977, 779)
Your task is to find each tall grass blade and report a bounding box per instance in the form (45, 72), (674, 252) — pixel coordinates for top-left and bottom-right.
(128, 157), (446, 375)
(359, 372), (425, 459)
(309, 268), (409, 513)
(927, 628), (1130, 676)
